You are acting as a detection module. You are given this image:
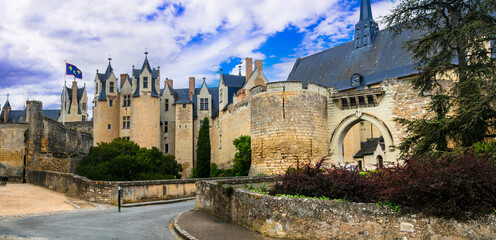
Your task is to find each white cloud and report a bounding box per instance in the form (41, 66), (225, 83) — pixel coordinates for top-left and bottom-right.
(0, 0), (399, 119)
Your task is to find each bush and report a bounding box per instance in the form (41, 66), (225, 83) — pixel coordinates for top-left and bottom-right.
(76, 138), (182, 181)
(232, 135), (251, 176)
(270, 153), (496, 218)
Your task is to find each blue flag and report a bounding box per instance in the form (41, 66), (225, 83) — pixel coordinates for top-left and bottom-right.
(66, 63), (82, 79)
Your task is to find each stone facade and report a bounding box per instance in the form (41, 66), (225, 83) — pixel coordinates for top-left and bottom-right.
(92, 55), (268, 178)
(250, 82), (329, 175)
(0, 101), (93, 182)
(196, 179), (496, 240)
(0, 123), (29, 182)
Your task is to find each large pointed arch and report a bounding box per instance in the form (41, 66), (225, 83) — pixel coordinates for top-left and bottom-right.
(329, 111), (395, 164)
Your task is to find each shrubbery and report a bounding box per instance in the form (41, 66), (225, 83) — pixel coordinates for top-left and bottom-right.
(76, 138), (182, 181)
(232, 135), (251, 176)
(270, 151), (496, 218)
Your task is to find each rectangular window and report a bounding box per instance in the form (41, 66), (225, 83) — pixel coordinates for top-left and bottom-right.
(123, 95), (127, 107)
(82, 116), (86, 121)
(109, 99), (113, 107)
(200, 98), (209, 110)
(183, 104), (186, 108)
(127, 95), (131, 106)
(219, 134), (222, 149)
(164, 121), (168, 133)
(164, 144), (169, 153)
(143, 77), (148, 88)
(82, 103), (86, 110)
(108, 124), (111, 129)
(110, 82), (115, 93)
(123, 116), (130, 129)
(165, 99), (169, 111)
(220, 89), (223, 103)
(200, 121), (203, 126)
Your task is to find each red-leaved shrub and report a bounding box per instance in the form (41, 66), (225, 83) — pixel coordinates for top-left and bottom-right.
(269, 153), (496, 218)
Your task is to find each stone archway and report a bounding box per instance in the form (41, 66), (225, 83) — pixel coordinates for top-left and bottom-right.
(329, 111), (395, 164)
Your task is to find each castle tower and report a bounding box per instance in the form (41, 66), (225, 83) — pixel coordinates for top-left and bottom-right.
(93, 58), (120, 144)
(129, 52), (161, 149)
(1, 97), (11, 123)
(354, 0), (379, 49)
(58, 81), (88, 122)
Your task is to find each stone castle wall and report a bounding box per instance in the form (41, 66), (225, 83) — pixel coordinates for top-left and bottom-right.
(64, 121), (93, 136)
(211, 100), (251, 169)
(196, 179), (496, 239)
(0, 123), (29, 182)
(26, 101), (92, 175)
(93, 99), (120, 144)
(130, 94), (161, 149)
(175, 103), (194, 178)
(250, 82), (329, 175)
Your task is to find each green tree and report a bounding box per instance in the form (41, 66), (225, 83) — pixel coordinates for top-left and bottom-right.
(384, 0), (496, 156)
(76, 138), (182, 180)
(196, 117), (211, 178)
(232, 135), (251, 176)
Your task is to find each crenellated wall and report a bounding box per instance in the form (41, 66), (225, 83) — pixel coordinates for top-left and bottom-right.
(250, 81), (329, 175)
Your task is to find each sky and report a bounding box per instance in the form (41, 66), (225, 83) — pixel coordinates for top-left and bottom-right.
(0, 0), (399, 118)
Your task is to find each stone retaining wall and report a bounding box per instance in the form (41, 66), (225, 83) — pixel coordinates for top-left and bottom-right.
(196, 178), (496, 239)
(28, 170), (199, 204)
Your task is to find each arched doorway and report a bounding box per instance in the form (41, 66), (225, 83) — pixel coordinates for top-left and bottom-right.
(329, 111), (395, 165)
(377, 155), (384, 168)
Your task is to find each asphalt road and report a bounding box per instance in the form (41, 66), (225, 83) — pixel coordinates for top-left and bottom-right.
(0, 200), (195, 240)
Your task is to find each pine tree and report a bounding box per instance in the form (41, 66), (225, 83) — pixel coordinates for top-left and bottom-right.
(196, 117), (211, 178)
(384, 0), (496, 156)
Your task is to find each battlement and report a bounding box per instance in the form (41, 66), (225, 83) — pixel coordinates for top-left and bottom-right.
(250, 81), (328, 97)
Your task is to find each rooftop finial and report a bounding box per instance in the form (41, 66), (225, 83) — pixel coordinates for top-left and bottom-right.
(203, 77), (206, 82)
(145, 48), (149, 58)
(354, 0), (378, 49)
(6, 93), (9, 101)
(238, 61), (242, 76)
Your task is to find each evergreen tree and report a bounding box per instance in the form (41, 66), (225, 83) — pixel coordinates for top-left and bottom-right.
(384, 0), (496, 156)
(196, 117), (211, 178)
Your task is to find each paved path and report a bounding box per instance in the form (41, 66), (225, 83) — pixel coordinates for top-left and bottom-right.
(175, 210), (274, 240)
(0, 183), (104, 216)
(0, 200), (195, 240)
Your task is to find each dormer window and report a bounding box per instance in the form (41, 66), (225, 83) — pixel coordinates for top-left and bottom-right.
(143, 77), (148, 88)
(110, 82), (115, 93)
(200, 98), (209, 110)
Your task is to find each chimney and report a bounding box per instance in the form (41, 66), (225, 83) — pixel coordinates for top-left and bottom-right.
(167, 78), (173, 88)
(255, 60), (263, 72)
(245, 57), (253, 82)
(25, 101), (31, 123)
(72, 81), (78, 106)
(3, 107), (9, 123)
(120, 74), (128, 88)
(189, 77), (195, 101)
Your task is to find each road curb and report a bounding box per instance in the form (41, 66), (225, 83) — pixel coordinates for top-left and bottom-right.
(173, 210), (198, 240)
(121, 197), (195, 208)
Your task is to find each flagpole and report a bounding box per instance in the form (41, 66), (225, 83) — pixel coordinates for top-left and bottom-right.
(63, 60), (66, 125)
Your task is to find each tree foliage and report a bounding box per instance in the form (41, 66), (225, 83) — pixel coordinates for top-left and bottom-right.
(384, 0), (496, 156)
(232, 135), (251, 176)
(76, 138), (182, 181)
(196, 117), (211, 178)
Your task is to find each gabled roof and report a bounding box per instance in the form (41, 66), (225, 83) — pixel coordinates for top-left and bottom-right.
(223, 74), (245, 88)
(65, 86), (85, 114)
(353, 137), (384, 158)
(132, 56), (160, 98)
(172, 87), (219, 118)
(2, 100), (11, 109)
(287, 29), (419, 91)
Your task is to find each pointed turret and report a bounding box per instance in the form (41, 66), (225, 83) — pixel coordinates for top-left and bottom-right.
(2, 95), (11, 123)
(354, 0), (379, 49)
(141, 51), (152, 74)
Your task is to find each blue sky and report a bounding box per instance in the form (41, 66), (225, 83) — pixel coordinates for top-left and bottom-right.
(0, 0), (398, 118)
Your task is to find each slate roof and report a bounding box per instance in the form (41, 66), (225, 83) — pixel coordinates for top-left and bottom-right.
(0, 109), (60, 123)
(96, 62), (112, 101)
(353, 137), (384, 158)
(2, 100), (10, 109)
(287, 29), (419, 91)
(169, 87), (219, 118)
(132, 56), (160, 98)
(222, 74), (245, 107)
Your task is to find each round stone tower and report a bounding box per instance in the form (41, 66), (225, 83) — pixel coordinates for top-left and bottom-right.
(249, 81), (329, 176)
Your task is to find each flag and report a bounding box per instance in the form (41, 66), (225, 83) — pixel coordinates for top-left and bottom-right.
(66, 63), (82, 79)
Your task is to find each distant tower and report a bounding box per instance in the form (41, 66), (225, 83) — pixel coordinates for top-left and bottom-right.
(354, 0), (379, 49)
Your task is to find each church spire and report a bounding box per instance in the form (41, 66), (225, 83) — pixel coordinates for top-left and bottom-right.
(354, 0), (379, 49)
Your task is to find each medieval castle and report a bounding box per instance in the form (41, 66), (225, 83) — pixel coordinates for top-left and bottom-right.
(90, 0), (431, 177)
